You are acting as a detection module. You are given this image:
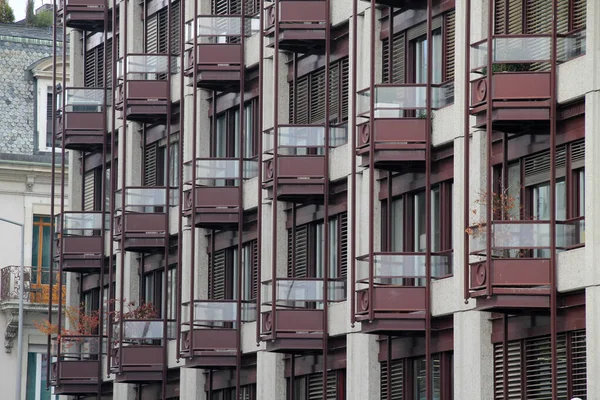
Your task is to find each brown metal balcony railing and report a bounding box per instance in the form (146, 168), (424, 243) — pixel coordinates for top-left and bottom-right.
(183, 158), (258, 229)
(56, 88), (108, 151)
(51, 335), (103, 395)
(184, 16), (258, 91)
(262, 125), (347, 203)
(355, 251), (451, 333)
(180, 300), (256, 368)
(0, 265), (64, 305)
(470, 35), (555, 129)
(113, 187), (178, 252)
(264, 0), (327, 54)
(116, 55), (179, 123)
(55, 212), (107, 273)
(111, 319), (174, 383)
(467, 219), (585, 311)
(57, 0), (108, 32)
(356, 83), (453, 171)
(260, 278), (345, 353)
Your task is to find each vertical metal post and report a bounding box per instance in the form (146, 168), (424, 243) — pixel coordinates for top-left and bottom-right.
(367, 0), (376, 324)
(463, 0), (471, 304)
(349, 0), (357, 327)
(256, 0), (265, 346)
(485, 0), (494, 299)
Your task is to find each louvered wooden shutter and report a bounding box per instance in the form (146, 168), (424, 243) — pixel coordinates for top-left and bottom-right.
(308, 372), (337, 400)
(445, 10), (455, 82)
(339, 213), (348, 278)
(493, 340), (522, 400)
(84, 49), (96, 87)
(310, 69), (326, 124)
(573, 0), (586, 30)
(526, 0), (552, 34)
(525, 334), (567, 399)
(290, 76), (309, 124)
(571, 139), (585, 169)
(144, 143), (159, 187)
(495, 0), (524, 34)
(524, 146), (567, 185)
(158, 8), (169, 54)
(251, 239), (258, 300)
(571, 330), (586, 398)
(329, 63), (340, 124)
(83, 170), (96, 211)
(557, 0), (569, 34)
(287, 225), (308, 278)
(340, 58), (349, 121)
(170, 1), (181, 54)
(106, 38), (113, 88)
(96, 45), (104, 88)
(382, 32), (406, 84)
(380, 360), (403, 400)
(213, 0), (229, 15)
(209, 250), (226, 300)
(146, 13), (159, 53)
(494, 0), (506, 34)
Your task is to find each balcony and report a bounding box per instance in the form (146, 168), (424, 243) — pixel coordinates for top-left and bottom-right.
(470, 35), (554, 130)
(116, 55), (178, 123)
(356, 83), (452, 171)
(56, 88), (107, 151)
(111, 320), (170, 383)
(264, 0), (327, 54)
(0, 265), (64, 306)
(467, 219), (584, 312)
(359, 0), (426, 9)
(263, 125), (346, 203)
(355, 252), (451, 334)
(57, 0), (107, 31)
(184, 16), (257, 91)
(261, 278), (345, 353)
(51, 336), (102, 395)
(181, 300), (255, 368)
(55, 212), (106, 273)
(113, 187), (177, 253)
(183, 158), (258, 229)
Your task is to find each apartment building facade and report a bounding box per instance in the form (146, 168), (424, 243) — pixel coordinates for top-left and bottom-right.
(50, 0), (592, 399)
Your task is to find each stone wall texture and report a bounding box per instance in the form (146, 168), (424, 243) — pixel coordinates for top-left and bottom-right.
(0, 24), (54, 155)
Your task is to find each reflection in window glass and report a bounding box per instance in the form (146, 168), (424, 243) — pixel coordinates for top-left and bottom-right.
(431, 187), (440, 252)
(413, 355), (441, 400)
(391, 198), (404, 252)
(414, 191), (426, 252)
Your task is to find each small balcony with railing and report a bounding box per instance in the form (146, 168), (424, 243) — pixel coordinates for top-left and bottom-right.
(113, 187), (177, 252)
(264, 0), (327, 54)
(184, 16), (257, 91)
(260, 278), (345, 353)
(51, 336), (103, 395)
(466, 219), (585, 312)
(111, 319), (172, 383)
(180, 300), (255, 368)
(57, 0), (108, 31)
(55, 212), (106, 273)
(355, 252), (451, 334)
(356, 84), (452, 171)
(183, 158), (257, 230)
(263, 125), (346, 203)
(470, 35), (556, 130)
(56, 88), (107, 151)
(116, 55), (178, 123)
(0, 265), (64, 308)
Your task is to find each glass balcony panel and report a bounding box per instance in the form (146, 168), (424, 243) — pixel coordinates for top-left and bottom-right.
(117, 55), (180, 79)
(185, 16), (260, 42)
(189, 301), (256, 323)
(470, 41), (488, 70)
(491, 222), (551, 248)
(432, 83), (454, 109)
(492, 36), (551, 63)
(262, 279), (345, 305)
(117, 320), (176, 341)
(63, 88), (106, 112)
(558, 30), (586, 61)
(356, 253), (452, 283)
(184, 159), (258, 184)
(57, 336), (102, 359)
(115, 188), (179, 211)
(58, 212), (108, 236)
(278, 126), (326, 147)
(557, 218), (585, 248)
(375, 86), (427, 111)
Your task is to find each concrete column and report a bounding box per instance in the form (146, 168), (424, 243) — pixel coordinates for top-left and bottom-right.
(113, 383), (136, 400)
(179, 368), (207, 400)
(346, 333), (380, 400)
(584, 92), (600, 284)
(585, 286), (600, 397)
(256, 351), (286, 400)
(453, 310), (494, 399)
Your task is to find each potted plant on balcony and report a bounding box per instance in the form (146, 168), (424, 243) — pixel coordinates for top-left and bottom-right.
(112, 301), (160, 345)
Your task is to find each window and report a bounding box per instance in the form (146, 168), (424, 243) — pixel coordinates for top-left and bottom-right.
(287, 213), (348, 280)
(290, 370), (345, 400)
(289, 57), (350, 126)
(413, 29), (442, 84)
(213, 101), (258, 160)
(142, 266), (177, 320)
(493, 330), (586, 400)
(381, 353), (453, 400)
(144, 137), (179, 187)
(210, 384), (256, 400)
(495, 0), (586, 35)
(26, 352), (56, 400)
(32, 216), (51, 287)
(83, 164), (111, 211)
(146, 1), (181, 55)
(45, 90), (53, 149)
(84, 39), (114, 88)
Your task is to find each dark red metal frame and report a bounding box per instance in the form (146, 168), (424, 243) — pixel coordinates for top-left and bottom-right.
(463, 1), (563, 399)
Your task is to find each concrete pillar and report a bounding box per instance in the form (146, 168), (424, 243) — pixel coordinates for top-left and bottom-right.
(180, 368), (207, 400)
(346, 333), (380, 400)
(112, 383), (136, 400)
(256, 351), (286, 400)
(453, 310), (494, 399)
(584, 92), (600, 285)
(585, 286), (600, 397)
